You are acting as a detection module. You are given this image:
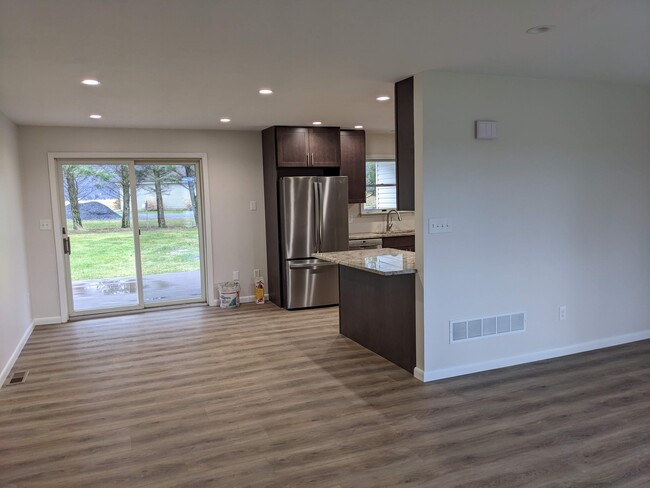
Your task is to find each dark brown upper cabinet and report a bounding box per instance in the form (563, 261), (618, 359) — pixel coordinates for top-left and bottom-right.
(339, 129), (366, 203)
(275, 126), (340, 168)
(275, 127), (309, 167)
(309, 127), (341, 167)
(395, 77), (414, 211)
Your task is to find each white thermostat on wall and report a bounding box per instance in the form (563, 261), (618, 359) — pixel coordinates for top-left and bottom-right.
(475, 120), (498, 140)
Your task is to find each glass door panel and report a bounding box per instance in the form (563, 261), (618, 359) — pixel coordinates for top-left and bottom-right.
(61, 163), (140, 313)
(134, 162), (204, 304)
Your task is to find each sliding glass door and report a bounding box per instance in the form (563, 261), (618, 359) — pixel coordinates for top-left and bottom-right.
(61, 162), (140, 313)
(135, 162), (203, 304)
(58, 159), (205, 316)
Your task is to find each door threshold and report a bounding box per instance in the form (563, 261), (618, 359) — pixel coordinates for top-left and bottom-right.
(68, 302), (208, 322)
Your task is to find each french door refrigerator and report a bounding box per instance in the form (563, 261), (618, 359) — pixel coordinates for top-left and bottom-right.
(279, 176), (349, 309)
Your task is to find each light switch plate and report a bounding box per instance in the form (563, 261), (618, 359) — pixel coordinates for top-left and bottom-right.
(428, 218), (451, 234)
(249, 201), (257, 211)
(39, 219), (52, 230)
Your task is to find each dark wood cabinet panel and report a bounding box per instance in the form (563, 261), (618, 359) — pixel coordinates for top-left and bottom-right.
(395, 77), (414, 211)
(382, 235), (415, 252)
(309, 127), (341, 167)
(274, 126), (340, 168)
(339, 129), (366, 203)
(261, 127), (282, 305)
(339, 266), (415, 372)
(276, 127), (309, 167)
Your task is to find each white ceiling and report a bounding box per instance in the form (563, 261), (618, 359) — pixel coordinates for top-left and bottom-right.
(0, 0), (648, 131)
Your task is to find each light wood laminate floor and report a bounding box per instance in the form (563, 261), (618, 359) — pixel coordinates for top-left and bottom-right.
(1, 304), (649, 487)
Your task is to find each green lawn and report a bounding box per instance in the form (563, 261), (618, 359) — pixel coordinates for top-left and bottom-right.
(69, 225), (200, 281)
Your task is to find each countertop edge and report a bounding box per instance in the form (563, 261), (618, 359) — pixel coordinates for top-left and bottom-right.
(314, 249), (417, 276)
(349, 231), (415, 239)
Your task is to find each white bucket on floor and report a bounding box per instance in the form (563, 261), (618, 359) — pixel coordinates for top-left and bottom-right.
(218, 281), (240, 308)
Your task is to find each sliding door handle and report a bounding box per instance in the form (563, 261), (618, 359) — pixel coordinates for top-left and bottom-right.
(63, 237), (71, 255)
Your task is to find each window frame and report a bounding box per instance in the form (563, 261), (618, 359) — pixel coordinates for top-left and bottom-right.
(361, 158), (398, 215)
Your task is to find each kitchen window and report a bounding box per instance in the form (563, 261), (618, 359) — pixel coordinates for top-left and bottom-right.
(363, 159), (397, 213)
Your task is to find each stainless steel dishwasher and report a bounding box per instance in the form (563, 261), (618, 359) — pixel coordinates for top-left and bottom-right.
(348, 238), (383, 250)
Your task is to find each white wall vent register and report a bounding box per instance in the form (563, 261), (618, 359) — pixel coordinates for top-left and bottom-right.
(450, 312), (525, 343)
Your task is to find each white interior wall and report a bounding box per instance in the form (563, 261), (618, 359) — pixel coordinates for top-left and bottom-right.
(348, 131), (415, 234)
(17, 126), (265, 322)
(415, 72), (650, 380)
(0, 112), (32, 383)
(365, 131), (395, 158)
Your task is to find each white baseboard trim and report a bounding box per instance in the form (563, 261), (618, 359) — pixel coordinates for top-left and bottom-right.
(415, 329), (650, 383)
(413, 367), (425, 382)
(210, 294), (270, 306)
(0, 320), (36, 388)
(33, 316), (63, 326)
(239, 293), (270, 304)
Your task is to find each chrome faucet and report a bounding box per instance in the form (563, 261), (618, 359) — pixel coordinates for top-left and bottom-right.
(386, 209), (402, 233)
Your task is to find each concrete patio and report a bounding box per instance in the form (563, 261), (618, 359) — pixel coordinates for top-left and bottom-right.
(71, 270), (203, 312)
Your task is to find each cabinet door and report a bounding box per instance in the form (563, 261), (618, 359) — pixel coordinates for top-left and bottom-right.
(276, 127), (309, 167)
(309, 127), (341, 167)
(382, 235), (415, 252)
(340, 130), (366, 203)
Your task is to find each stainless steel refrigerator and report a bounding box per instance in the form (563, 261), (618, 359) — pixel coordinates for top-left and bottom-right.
(279, 176), (349, 309)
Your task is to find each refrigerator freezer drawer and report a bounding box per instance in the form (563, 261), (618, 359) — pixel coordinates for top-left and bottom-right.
(285, 259), (339, 309)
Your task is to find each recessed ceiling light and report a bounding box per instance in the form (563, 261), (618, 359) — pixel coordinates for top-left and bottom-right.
(312, 121), (322, 125)
(259, 89), (273, 95)
(82, 79), (100, 86)
(220, 118), (231, 123)
(89, 114), (102, 119)
(526, 25), (554, 34)
(354, 125), (363, 129)
(376, 96), (390, 101)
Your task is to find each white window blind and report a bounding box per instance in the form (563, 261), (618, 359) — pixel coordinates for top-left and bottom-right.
(364, 160), (397, 211)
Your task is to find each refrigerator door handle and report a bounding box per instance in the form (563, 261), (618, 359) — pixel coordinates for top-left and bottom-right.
(289, 261), (338, 269)
(313, 181), (321, 252)
(317, 181), (324, 253)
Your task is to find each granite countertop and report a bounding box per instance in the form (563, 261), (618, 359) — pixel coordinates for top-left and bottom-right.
(349, 230), (415, 240)
(313, 248), (416, 276)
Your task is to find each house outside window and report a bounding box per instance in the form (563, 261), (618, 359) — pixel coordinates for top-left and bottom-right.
(363, 159), (397, 212)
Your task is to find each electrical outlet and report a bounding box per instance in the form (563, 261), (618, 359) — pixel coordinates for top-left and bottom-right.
(39, 219), (52, 230)
(428, 218), (451, 234)
(233, 270), (240, 281)
(254, 269), (260, 278)
(559, 306), (567, 321)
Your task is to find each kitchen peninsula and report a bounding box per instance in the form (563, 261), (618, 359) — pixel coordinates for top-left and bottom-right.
(313, 248), (416, 372)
